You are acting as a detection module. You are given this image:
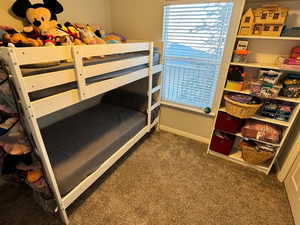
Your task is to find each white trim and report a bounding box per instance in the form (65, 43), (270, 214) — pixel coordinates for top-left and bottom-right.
(2, 47), (69, 224)
(161, 101), (215, 117)
(62, 126), (149, 209)
(147, 42), (154, 128)
(14, 46), (72, 65)
(160, 124), (210, 144)
(24, 69), (76, 93)
(84, 56), (148, 79)
(87, 69), (149, 99)
(80, 43), (150, 58)
(207, 0), (246, 154)
(32, 90), (80, 118)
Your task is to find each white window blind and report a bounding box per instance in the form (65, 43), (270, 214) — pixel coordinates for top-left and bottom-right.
(162, 2), (233, 110)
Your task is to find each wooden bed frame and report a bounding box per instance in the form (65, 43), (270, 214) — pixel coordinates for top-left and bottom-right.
(0, 42), (162, 224)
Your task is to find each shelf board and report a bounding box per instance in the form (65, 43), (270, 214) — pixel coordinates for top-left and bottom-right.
(235, 133), (281, 147)
(237, 35), (300, 41)
(219, 107), (290, 127)
(230, 62), (281, 70)
(224, 88), (300, 103)
(208, 150), (269, 174)
(230, 62), (300, 73)
(215, 128), (281, 147)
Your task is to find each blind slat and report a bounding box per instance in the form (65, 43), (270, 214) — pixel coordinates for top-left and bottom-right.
(162, 2), (233, 109)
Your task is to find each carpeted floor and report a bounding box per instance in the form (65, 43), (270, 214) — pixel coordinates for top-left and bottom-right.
(0, 131), (295, 225)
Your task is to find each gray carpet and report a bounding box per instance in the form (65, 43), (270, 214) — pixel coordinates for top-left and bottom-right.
(0, 131), (294, 225)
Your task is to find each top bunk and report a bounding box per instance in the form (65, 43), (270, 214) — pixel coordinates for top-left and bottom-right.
(0, 42), (157, 119)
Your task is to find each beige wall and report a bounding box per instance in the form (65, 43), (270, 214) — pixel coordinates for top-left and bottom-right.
(1, 0), (112, 31)
(111, 0), (214, 141)
(111, 0), (163, 41)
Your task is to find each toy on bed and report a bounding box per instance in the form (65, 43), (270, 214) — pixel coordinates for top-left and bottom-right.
(57, 22), (83, 45)
(74, 23), (106, 45)
(11, 0), (70, 47)
(89, 24), (127, 44)
(12, 0), (64, 35)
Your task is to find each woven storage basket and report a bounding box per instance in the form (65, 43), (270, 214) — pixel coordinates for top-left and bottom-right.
(224, 95), (262, 119)
(239, 141), (274, 165)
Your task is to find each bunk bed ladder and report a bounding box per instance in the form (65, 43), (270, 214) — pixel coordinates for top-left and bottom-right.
(1, 48), (69, 225)
(148, 42), (154, 129)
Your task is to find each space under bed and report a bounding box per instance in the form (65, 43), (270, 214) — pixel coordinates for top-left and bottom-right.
(23, 50), (161, 196)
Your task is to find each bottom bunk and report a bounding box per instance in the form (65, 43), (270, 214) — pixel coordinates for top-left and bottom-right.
(40, 103), (147, 196)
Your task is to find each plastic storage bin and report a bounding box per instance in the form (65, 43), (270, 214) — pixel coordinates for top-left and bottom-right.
(215, 112), (243, 134)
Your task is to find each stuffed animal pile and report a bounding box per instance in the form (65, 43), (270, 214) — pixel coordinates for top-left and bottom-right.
(0, 0), (126, 48)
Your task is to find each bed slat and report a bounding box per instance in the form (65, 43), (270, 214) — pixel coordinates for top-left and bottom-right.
(80, 43), (150, 58)
(84, 56), (148, 78)
(24, 69), (76, 92)
(13, 46), (72, 65)
(87, 68), (148, 99)
(32, 89), (80, 118)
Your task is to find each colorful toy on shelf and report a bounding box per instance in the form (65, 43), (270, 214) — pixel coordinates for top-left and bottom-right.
(239, 4), (289, 36)
(251, 69), (283, 98)
(11, 0), (64, 37)
(281, 74), (300, 98)
(282, 46), (300, 71)
(251, 81), (282, 98)
(260, 100), (294, 122)
(259, 69), (282, 85)
(226, 66), (248, 91)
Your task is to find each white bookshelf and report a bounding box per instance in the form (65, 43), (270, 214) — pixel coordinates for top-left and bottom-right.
(207, 1), (300, 174)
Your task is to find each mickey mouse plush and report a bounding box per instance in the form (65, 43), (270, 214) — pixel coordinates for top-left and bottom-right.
(12, 0), (64, 36)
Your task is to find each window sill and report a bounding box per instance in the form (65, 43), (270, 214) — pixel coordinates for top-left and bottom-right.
(161, 101), (216, 117)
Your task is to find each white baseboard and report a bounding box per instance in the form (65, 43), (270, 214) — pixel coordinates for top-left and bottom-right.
(159, 125), (210, 144)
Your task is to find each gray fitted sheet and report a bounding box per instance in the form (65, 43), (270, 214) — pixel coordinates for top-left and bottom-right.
(41, 103), (146, 196)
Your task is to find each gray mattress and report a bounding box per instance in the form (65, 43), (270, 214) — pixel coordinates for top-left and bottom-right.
(41, 103), (146, 196)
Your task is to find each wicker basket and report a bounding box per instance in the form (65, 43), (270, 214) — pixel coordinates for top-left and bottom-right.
(239, 141), (274, 165)
(224, 95), (262, 119)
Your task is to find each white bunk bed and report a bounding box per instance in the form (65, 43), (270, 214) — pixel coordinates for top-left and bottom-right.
(0, 42), (162, 224)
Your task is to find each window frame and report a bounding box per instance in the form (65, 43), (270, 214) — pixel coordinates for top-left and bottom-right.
(161, 0), (246, 115)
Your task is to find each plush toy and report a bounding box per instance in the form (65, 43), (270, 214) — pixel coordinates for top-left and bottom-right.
(104, 32), (127, 43)
(3, 32), (43, 47)
(75, 24), (106, 45)
(57, 22), (83, 45)
(11, 0), (64, 37)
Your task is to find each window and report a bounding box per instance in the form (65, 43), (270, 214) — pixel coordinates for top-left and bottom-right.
(261, 13), (267, 19)
(245, 16), (251, 23)
(273, 13), (280, 19)
(162, 2), (233, 109)
(273, 25), (280, 32)
(264, 25), (270, 31)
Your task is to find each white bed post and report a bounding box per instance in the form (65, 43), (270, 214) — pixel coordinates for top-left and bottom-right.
(72, 46), (87, 101)
(148, 42), (154, 130)
(1, 48), (70, 225)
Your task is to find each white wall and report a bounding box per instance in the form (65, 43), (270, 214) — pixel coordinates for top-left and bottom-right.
(1, 0), (112, 31)
(111, 0), (214, 142)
